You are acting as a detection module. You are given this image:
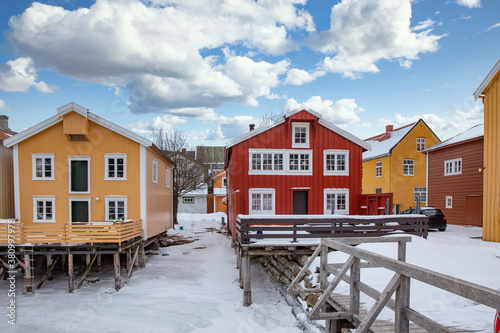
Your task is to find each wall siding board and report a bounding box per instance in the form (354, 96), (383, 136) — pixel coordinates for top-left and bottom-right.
(427, 138), (484, 226)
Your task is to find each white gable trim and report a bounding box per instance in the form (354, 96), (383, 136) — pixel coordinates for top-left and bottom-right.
(226, 119), (285, 148)
(474, 58), (500, 100)
(284, 107), (323, 119)
(4, 103), (153, 148)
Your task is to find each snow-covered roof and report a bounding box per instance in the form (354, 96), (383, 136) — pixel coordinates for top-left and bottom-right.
(226, 108), (371, 151)
(362, 122), (416, 161)
(424, 123), (483, 153)
(213, 188), (226, 196)
(182, 186), (208, 197)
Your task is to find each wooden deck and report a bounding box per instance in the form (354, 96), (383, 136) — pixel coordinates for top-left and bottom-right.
(0, 219), (143, 245)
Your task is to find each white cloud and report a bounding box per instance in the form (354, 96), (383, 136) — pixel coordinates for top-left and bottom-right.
(309, 0), (443, 78)
(0, 99), (14, 111)
(0, 57), (55, 93)
(411, 19), (435, 32)
(487, 23), (500, 32)
(283, 96), (363, 125)
(456, 0), (481, 8)
(285, 68), (325, 85)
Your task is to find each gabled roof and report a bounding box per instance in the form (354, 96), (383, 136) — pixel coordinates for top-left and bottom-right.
(474, 58), (500, 100)
(226, 108), (371, 151)
(211, 169), (226, 180)
(424, 123), (483, 153)
(3, 102), (152, 148)
(363, 120), (425, 161)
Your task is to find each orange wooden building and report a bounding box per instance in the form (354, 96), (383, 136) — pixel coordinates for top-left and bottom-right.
(2, 102), (175, 244)
(211, 170), (227, 213)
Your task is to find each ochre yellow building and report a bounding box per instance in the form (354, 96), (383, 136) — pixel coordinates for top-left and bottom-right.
(3, 102), (174, 240)
(362, 120), (440, 212)
(474, 59), (500, 242)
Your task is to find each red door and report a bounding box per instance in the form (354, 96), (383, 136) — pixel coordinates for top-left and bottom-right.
(465, 195), (482, 227)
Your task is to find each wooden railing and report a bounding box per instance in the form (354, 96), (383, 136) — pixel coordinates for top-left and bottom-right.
(288, 237), (500, 332)
(237, 215), (428, 244)
(0, 220), (143, 245)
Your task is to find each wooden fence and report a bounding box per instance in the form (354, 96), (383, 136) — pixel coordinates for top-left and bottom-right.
(288, 236), (500, 333)
(0, 220), (143, 245)
(237, 215), (428, 244)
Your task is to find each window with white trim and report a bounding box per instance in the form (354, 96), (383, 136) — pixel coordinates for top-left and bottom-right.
(105, 197), (127, 221)
(33, 196), (55, 222)
(292, 122), (310, 148)
(183, 197), (194, 204)
(248, 149), (312, 175)
(166, 168), (171, 188)
(444, 158), (462, 176)
(105, 154), (127, 180)
(414, 187), (427, 204)
(417, 138), (426, 152)
(32, 154), (54, 180)
(249, 189), (275, 215)
(324, 189), (349, 215)
(445, 196), (453, 208)
(222, 177), (227, 187)
(324, 150), (349, 176)
(375, 161), (382, 178)
(152, 159), (158, 184)
(403, 159), (414, 176)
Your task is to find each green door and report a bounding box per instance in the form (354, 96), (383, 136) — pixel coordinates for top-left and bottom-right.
(71, 201), (89, 222)
(71, 160), (88, 192)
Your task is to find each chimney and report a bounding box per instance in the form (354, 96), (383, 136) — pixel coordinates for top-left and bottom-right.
(0, 115), (11, 132)
(249, 124), (255, 131)
(386, 125), (393, 132)
(182, 148), (186, 154)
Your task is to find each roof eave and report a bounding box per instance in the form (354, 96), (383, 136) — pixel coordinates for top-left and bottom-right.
(473, 58), (500, 100)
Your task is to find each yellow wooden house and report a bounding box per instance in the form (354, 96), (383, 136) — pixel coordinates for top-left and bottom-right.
(2, 102), (174, 244)
(474, 58), (500, 242)
(211, 169), (227, 213)
(362, 120), (440, 211)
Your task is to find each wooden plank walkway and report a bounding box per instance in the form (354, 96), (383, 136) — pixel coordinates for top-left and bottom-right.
(328, 293), (429, 333)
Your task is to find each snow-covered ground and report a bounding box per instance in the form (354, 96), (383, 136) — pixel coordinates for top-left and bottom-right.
(1, 214), (499, 332)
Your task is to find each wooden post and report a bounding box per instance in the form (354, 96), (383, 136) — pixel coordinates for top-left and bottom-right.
(350, 257), (360, 315)
(97, 254), (102, 272)
(127, 248), (132, 273)
(242, 251), (252, 306)
(24, 253), (32, 293)
(46, 254), (53, 281)
(133, 247), (139, 270)
(68, 254), (74, 293)
(86, 254), (91, 277)
(61, 254), (66, 273)
(128, 245), (140, 280)
(396, 240), (410, 332)
(320, 245), (339, 331)
(114, 253), (121, 291)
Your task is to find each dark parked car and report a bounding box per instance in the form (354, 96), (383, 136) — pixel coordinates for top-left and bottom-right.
(401, 207), (447, 231)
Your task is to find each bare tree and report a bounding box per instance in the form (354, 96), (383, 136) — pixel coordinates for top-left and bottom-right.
(152, 128), (208, 225)
(258, 112), (281, 127)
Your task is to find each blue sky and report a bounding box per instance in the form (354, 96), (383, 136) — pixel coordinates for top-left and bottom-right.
(0, 0), (499, 147)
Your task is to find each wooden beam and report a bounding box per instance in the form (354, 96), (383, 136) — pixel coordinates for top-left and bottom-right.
(114, 253), (121, 291)
(243, 252), (251, 307)
(127, 245), (140, 280)
(77, 254), (98, 289)
(287, 244), (322, 294)
(24, 253), (32, 293)
(68, 254), (74, 293)
(36, 256), (60, 289)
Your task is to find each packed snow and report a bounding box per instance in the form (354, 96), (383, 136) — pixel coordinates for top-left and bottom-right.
(1, 214), (499, 332)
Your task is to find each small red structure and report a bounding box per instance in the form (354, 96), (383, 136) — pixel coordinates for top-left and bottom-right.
(225, 108), (371, 237)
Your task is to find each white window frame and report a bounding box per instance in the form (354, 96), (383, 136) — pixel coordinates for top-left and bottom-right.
(33, 196), (56, 223)
(68, 197), (91, 223)
(292, 122), (310, 148)
(445, 196), (453, 209)
(375, 161), (382, 178)
(444, 158), (462, 176)
(183, 197), (195, 204)
(222, 177), (227, 188)
(414, 187), (427, 204)
(32, 153), (55, 180)
(403, 159), (414, 176)
(248, 149), (312, 176)
(68, 156), (91, 194)
(417, 138), (426, 152)
(104, 154), (127, 180)
(323, 189), (349, 215)
(166, 168), (171, 188)
(152, 159), (158, 184)
(105, 196), (128, 221)
(249, 188), (276, 215)
(324, 150), (349, 176)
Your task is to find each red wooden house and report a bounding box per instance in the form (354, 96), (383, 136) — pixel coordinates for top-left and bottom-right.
(423, 123), (484, 227)
(224, 109), (371, 236)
